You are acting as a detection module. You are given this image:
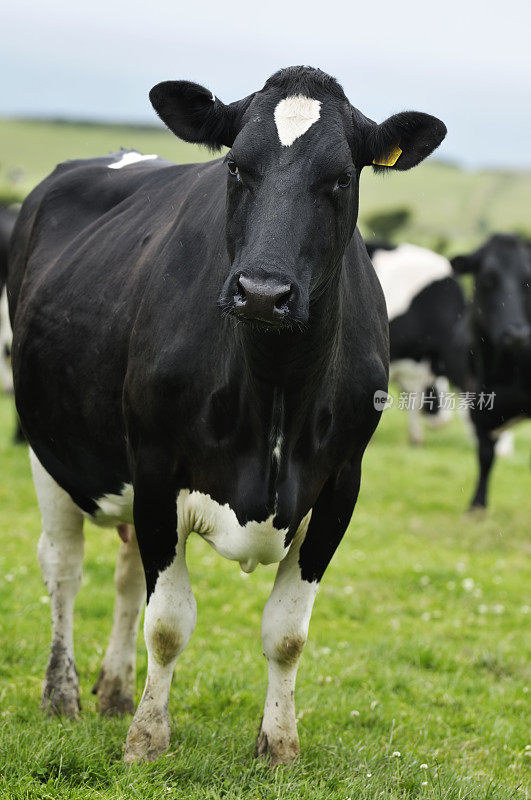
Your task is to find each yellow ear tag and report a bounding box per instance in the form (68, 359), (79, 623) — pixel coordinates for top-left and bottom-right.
(373, 145), (402, 167)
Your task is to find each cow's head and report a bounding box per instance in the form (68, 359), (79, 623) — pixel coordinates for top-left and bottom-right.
(452, 235), (531, 351)
(150, 67), (446, 331)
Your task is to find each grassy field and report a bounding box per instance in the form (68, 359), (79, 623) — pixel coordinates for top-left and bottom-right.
(0, 391), (529, 800)
(2, 117), (531, 252)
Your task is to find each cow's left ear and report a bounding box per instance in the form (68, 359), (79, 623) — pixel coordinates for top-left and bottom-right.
(367, 111), (447, 171)
(149, 81), (254, 150)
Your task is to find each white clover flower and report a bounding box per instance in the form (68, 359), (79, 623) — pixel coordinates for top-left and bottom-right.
(366, 772), (372, 778)
(420, 763), (428, 769)
(462, 577), (475, 591)
(391, 751), (401, 757)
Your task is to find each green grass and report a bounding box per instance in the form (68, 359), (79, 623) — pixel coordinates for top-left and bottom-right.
(0, 390), (529, 799)
(2, 117), (531, 252)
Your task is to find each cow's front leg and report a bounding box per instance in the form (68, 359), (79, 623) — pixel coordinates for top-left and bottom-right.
(470, 426), (496, 509)
(256, 523), (318, 765)
(256, 464), (361, 765)
(124, 478), (196, 763)
(93, 527), (146, 715)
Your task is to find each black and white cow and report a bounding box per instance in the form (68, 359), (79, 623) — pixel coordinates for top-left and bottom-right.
(366, 241), (468, 444)
(451, 234), (531, 508)
(8, 67), (445, 763)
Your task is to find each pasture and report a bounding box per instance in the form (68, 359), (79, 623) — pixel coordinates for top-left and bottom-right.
(2, 117), (531, 252)
(0, 392), (529, 800)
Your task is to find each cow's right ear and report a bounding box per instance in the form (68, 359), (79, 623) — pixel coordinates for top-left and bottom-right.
(451, 253), (480, 274)
(149, 81), (253, 150)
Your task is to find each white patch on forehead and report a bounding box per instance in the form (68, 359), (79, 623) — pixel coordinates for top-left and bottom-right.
(274, 95), (321, 147)
(372, 243), (452, 321)
(178, 489), (291, 573)
(108, 152), (158, 170)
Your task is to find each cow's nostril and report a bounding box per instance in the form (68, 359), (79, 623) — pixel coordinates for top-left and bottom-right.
(274, 286), (293, 312)
(235, 275), (246, 303)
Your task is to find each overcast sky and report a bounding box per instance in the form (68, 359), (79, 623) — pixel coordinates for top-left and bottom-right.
(2, 0), (530, 168)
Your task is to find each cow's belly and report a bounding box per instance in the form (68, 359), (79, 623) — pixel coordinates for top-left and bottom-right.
(92, 484), (302, 573)
(178, 489), (292, 573)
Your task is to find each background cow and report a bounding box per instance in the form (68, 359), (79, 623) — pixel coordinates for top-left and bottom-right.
(451, 233), (531, 508)
(8, 66), (445, 763)
(367, 241), (468, 444)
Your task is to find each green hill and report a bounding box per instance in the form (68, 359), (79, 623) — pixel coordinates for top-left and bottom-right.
(1, 117), (530, 254)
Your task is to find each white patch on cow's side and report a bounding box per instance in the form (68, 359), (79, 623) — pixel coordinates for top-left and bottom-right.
(92, 483), (134, 526)
(257, 519), (317, 764)
(0, 287), (13, 393)
(178, 489), (291, 573)
(274, 95), (321, 147)
(108, 152), (158, 170)
(372, 244), (452, 321)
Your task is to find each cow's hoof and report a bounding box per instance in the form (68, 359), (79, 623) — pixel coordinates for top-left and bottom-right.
(123, 708), (171, 763)
(467, 504), (486, 517)
(41, 650), (81, 718)
(41, 684), (81, 718)
(255, 727), (300, 766)
(92, 669), (135, 716)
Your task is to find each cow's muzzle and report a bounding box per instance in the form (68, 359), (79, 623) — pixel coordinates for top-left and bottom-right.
(219, 272), (304, 330)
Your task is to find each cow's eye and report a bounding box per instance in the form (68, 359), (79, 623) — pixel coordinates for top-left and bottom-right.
(337, 172), (352, 188)
(227, 160), (239, 177)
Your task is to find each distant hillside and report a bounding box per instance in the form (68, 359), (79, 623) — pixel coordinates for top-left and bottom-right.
(1, 117), (530, 254)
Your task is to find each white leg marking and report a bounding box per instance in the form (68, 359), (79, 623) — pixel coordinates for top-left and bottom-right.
(391, 359), (435, 446)
(274, 95), (321, 147)
(30, 449), (84, 716)
(94, 527), (146, 714)
(494, 430), (515, 458)
(256, 520), (317, 765)
(124, 532), (196, 762)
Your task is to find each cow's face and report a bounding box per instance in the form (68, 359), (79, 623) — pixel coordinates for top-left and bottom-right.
(150, 67), (446, 331)
(452, 235), (531, 351)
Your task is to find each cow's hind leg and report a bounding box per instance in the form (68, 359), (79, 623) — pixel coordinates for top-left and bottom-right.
(30, 449), (84, 717)
(93, 527), (146, 715)
(124, 527), (196, 762)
